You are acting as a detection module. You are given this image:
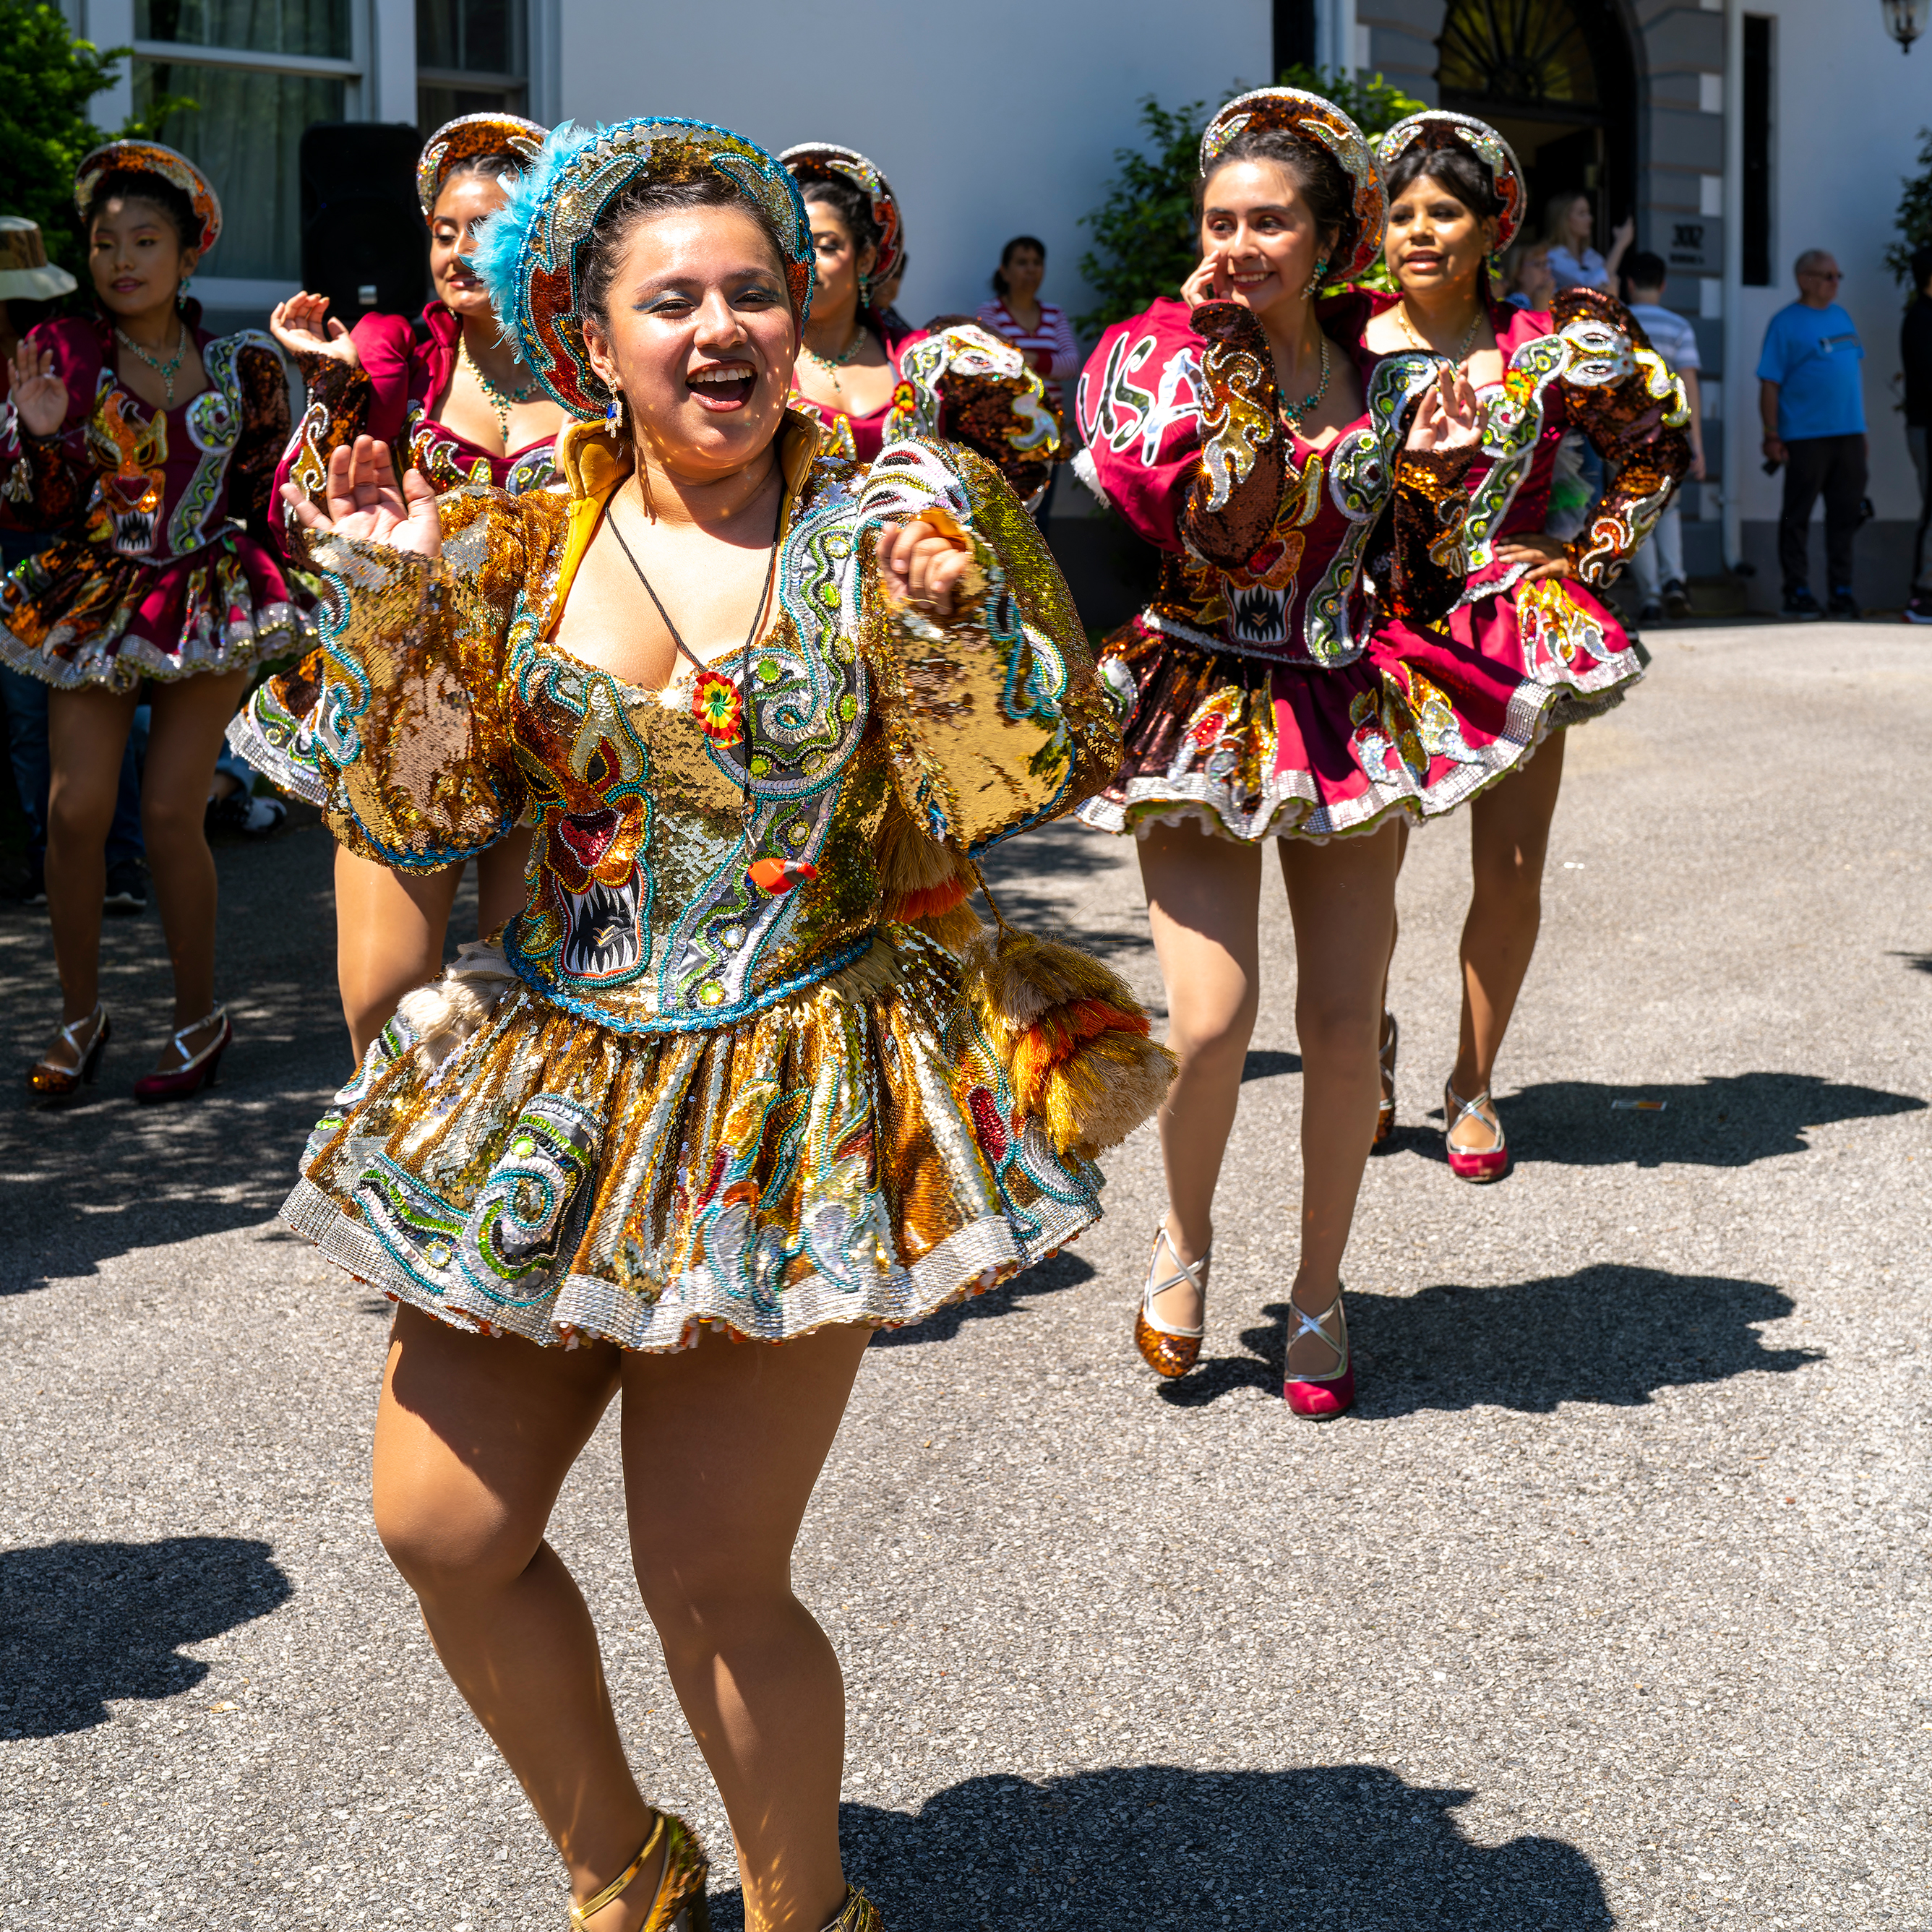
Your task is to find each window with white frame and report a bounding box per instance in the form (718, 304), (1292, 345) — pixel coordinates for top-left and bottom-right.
(416, 0), (527, 132)
(130, 1), (362, 285)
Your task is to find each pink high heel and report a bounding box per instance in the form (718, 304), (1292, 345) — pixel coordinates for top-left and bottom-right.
(1283, 1283), (1354, 1418)
(1443, 1079), (1509, 1182)
(133, 1003), (230, 1104)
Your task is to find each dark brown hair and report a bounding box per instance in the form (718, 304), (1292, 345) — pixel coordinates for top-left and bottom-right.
(1198, 127), (1353, 261)
(433, 150), (521, 213)
(1385, 142), (1502, 224)
(84, 168), (204, 253)
(799, 177), (879, 264)
(578, 171), (796, 336)
(992, 233), (1045, 298)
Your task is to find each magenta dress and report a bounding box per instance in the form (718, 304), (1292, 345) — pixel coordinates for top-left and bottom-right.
(0, 312), (301, 690)
(1073, 296), (1500, 841)
(1360, 288), (1692, 742)
(234, 302), (562, 803)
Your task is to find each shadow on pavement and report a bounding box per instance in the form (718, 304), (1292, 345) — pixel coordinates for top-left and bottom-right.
(0, 1536), (291, 1737)
(1242, 1047), (1302, 1082)
(1161, 1263), (1819, 1413)
(1887, 950), (1932, 976)
(705, 1766), (1607, 1929)
(1387, 1071), (1922, 1169)
(977, 821), (1149, 960)
(872, 1248), (1096, 1348)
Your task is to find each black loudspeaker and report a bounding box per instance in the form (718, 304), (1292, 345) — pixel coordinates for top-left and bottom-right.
(299, 121), (429, 321)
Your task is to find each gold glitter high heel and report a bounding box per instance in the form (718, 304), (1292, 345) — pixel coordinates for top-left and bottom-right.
(569, 1811), (710, 1930)
(820, 1887), (885, 1931)
(1133, 1220), (1208, 1378)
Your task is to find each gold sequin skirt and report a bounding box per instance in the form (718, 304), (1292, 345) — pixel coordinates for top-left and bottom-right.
(283, 928), (1104, 1350)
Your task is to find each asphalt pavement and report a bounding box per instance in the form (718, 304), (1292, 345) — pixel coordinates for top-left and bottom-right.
(0, 619), (1926, 1931)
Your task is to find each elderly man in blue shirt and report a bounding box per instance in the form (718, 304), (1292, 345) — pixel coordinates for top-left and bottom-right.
(1759, 248), (1867, 619)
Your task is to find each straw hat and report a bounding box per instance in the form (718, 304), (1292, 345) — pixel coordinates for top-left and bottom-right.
(0, 219), (78, 301)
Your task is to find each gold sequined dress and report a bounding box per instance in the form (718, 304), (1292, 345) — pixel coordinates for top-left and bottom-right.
(282, 410), (1131, 1349)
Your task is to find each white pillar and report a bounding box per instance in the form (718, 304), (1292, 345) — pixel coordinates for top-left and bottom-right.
(1721, 0), (1746, 572)
(369, 0), (417, 126)
(84, 0), (134, 129)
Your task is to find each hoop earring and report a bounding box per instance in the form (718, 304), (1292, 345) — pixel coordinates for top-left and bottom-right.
(1301, 257), (1329, 298)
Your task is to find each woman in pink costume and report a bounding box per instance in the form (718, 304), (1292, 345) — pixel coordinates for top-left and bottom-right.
(780, 142), (1060, 509)
(240, 113), (566, 1057)
(1357, 112), (1690, 1178)
(1075, 89), (1485, 1414)
(1, 141), (301, 1102)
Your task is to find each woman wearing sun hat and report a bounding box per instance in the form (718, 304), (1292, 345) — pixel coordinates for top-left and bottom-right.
(0, 143), (302, 1104)
(1355, 110), (1690, 1180)
(236, 112), (567, 1058)
(780, 142), (1062, 510)
(1072, 86), (1485, 1414)
(272, 112), (1164, 1930)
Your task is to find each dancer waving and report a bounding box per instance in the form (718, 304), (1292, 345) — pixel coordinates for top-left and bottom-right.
(1359, 112), (1690, 1178)
(277, 117), (1163, 1932)
(1, 142), (301, 1102)
(1076, 89), (1483, 1413)
(781, 143), (1061, 509)
(238, 113), (566, 1057)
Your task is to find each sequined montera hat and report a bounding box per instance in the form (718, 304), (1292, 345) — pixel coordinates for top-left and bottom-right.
(1198, 88), (1386, 283)
(1376, 111), (1527, 253)
(73, 139), (222, 254)
(417, 111), (549, 215)
(471, 118), (815, 421)
(778, 142), (903, 291)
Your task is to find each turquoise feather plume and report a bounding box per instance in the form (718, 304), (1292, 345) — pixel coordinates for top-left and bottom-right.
(469, 119), (602, 349)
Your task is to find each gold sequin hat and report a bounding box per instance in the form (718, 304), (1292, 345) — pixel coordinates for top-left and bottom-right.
(778, 142), (904, 292)
(1198, 88), (1386, 283)
(473, 117), (815, 421)
(0, 218), (77, 300)
(73, 139), (221, 254)
(1376, 111), (1527, 252)
(417, 111), (549, 215)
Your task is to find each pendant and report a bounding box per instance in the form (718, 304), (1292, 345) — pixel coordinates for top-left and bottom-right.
(692, 669), (744, 745)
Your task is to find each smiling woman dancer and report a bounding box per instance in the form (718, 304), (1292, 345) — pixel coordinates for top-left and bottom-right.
(1359, 112), (1689, 1179)
(236, 113), (565, 1058)
(780, 143), (1060, 508)
(1, 141), (300, 1102)
(1075, 89), (1484, 1414)
(275, 116), (1163, 1931)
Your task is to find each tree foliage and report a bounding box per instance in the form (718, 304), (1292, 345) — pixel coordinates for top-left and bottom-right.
(1076, 66), (1429, 332)
(1887, 125), (1932, 287)
(0, 2), (197, 275)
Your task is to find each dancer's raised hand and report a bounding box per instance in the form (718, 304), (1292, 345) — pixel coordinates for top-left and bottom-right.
(270, 292), (362, 370)
(7, 343), (68, 439)
(877, 512), (974, 619)
(280, 436), (440, 558)
(1404, 359), (1484, 455)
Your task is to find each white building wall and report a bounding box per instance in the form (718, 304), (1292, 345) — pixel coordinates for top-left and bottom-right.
(551, 0), (1272, 333)
(1728, 0), (1928, 531)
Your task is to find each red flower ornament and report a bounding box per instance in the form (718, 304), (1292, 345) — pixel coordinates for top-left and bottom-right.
(692, 669), (743, 744)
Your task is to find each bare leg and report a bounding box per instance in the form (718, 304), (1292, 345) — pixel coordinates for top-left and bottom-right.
(138, 669), (253, 1067)
(371, 1308), (668, 1923)
(474, 825), (535, 936)
(1449, 733), (1567, 1152)
(624, 1323), (873, 1932)
(1277, 823), (1401, 1373)
(1135, 822), (1263, 1328)
(43, 684), (139, 1060)
(334, 847), (464, 1060)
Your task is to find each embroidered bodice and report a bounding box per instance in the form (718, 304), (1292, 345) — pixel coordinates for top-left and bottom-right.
(278, 303), (560, 531)
(1074, 298), (1474, 665)
(302, 411), (1117, 1034)
(0, 313), (289, 558)
(1357, 288), (1691, 598)
(788, 316), (1061, 507)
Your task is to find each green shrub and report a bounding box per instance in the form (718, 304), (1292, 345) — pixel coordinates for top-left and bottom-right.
(1887, 125), (1932, 286)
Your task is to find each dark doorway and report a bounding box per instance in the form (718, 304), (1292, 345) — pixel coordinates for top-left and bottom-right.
(1437, 0), (1642, 255)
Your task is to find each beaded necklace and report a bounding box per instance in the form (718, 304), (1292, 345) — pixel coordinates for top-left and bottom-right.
(1399, 299), (1484, 366)
(114, 321), (189, 406)
(1281, 335), (1332, 430)
(458, 331), (542, 440)
(801, 324), (868, 395)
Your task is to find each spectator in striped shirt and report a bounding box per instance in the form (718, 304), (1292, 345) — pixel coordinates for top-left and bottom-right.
(976, 236), (1078, 519)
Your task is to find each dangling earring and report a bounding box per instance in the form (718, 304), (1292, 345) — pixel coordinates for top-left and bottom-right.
(605, 389), (625, 434)
(1301, 257), (1329, 298)
(858, 271), (872, 309)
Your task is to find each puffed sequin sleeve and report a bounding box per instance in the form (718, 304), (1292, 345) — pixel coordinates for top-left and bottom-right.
(1552, 288), (1693, 585)
(306, 486), (531, 868)
(857, 437), (1120, 854)
(1072, 298), (1206, 553)
(275, 350), (374, 551)
(1376, 446), (1480, 622)
(1177, 299), (1295, 572)
(228, 339), (295, 545)
(885, 322), (1063, 510)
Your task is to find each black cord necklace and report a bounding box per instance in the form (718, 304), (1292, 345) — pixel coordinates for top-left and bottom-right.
(605, 476), (781, 843)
